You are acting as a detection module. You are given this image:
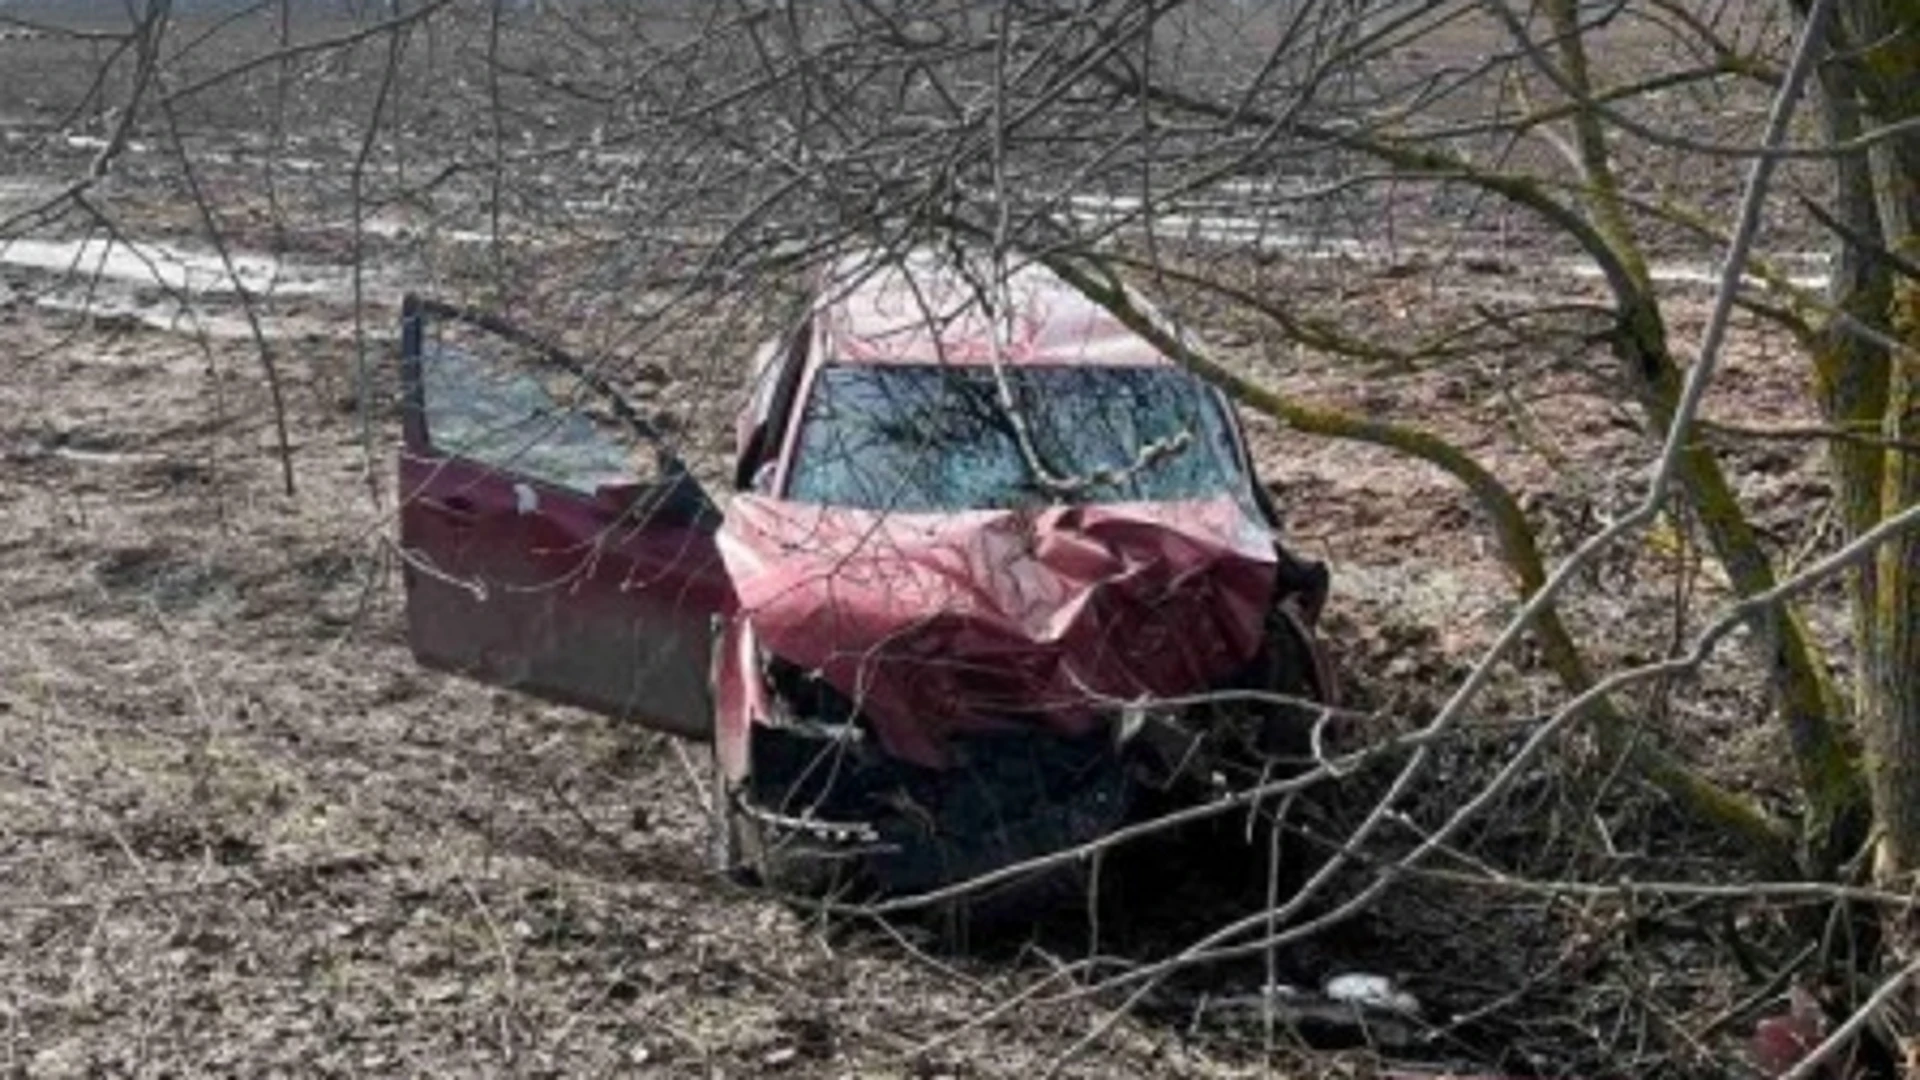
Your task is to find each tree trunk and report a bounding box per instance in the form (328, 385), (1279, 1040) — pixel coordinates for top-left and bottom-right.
(1823, 0), (1920, 885)
(1805, 2), (1893, 879)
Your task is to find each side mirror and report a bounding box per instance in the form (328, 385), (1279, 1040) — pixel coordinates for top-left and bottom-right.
(595, 467), (719, 530)
(593, 480), (646, 513)
(596, 450), (689, 513)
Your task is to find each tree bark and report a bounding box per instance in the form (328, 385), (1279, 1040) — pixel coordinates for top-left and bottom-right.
(1822, 0), (1920, 884)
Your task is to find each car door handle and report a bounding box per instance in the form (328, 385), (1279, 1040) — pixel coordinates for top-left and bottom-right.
(421, 495), (480, 525)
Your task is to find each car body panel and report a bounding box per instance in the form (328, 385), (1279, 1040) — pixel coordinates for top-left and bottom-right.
(397, 296), (733, 738)
(817, 249), (1170, 369)
(717, 493), (1278, 768)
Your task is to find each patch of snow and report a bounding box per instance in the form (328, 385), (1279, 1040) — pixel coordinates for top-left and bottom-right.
(1066, 192), (1833, 290)
(1, 236), (346, 298)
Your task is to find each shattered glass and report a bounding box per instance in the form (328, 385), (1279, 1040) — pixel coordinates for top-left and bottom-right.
(786, 364), (1245, 512)
(419, 326), (639, 494)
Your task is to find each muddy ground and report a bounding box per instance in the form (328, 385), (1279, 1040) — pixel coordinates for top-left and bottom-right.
(0, 4), (1852, 1077)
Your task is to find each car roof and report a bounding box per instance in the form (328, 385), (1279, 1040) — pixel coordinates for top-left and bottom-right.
(814, 247), (1173, 370)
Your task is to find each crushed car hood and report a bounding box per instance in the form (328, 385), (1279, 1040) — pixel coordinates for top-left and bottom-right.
(718, 494), (1278, 767)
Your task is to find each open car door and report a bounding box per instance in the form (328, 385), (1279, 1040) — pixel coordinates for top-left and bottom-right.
(396, 295), (732, 739)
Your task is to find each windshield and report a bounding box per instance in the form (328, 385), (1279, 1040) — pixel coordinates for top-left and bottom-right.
(785, 364), (1246, 512)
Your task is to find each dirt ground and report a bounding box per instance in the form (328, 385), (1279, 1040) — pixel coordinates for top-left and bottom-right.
(0, 4), (1851, 1077)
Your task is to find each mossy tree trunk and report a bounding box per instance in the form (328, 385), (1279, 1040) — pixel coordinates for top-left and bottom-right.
(1802, 0), (1920, 886)
(1859, 8), (1920, 886)
(1537, 0), (1865, 863)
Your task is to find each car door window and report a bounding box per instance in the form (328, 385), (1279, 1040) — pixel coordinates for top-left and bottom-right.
(414, 308), (664, 493)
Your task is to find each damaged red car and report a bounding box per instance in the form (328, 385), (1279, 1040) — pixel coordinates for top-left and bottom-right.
(396, 249), (1336, 899)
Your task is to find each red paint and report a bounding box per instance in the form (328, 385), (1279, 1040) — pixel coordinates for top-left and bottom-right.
(718, 494), (1277, 767)
(818, 250), (1171, 369)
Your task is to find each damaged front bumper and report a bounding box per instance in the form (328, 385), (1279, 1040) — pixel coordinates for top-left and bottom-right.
(730, 677), (1324, 898)
(720, 578), (1339, 900)
(736, 722), (1134, 896)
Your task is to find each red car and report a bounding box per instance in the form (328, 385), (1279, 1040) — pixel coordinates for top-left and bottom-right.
(397, 249), (1335, 898)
